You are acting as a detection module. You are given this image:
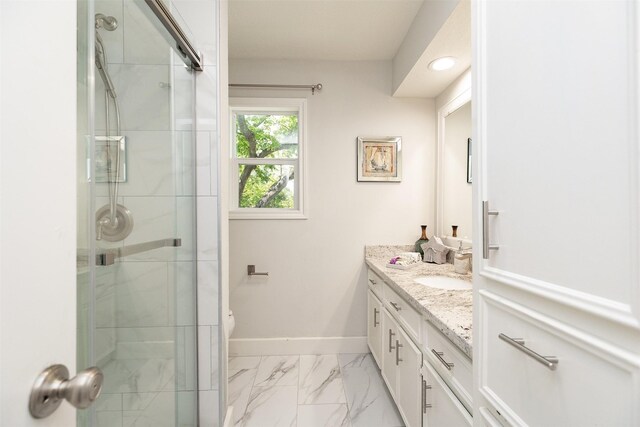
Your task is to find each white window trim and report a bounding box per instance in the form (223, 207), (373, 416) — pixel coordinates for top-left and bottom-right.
(229, 97), (308, 220)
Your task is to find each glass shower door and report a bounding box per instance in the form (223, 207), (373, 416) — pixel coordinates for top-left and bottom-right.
(77, 1), (200, 425)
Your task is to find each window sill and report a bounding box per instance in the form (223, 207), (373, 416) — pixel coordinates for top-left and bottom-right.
(229, 210), (308, 220)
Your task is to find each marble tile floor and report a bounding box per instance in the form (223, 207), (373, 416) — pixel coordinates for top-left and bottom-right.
(228, 353), (404, 427)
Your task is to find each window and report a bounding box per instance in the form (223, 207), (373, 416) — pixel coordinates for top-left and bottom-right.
(230, 98), (307, 219)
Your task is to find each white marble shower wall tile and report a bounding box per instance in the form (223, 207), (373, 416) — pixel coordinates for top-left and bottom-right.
(197, 260), (219, 326)
(174, 131), (196, 196)
(169, 261), (197, 326)
(198, 389), (220, 427)
(122, 391), (175, 427)
(297, 404), (351, 427)
(173, 64), (195, 132)
(102, 358), (175, 394)
(198, 325), (212, 390)
(196, 196), (218, 261)
(209, 131), (218, 196)
(178, 390), (200, 426)
(95, 0), (124, 64)
(95, 267), (117, 328)
(122, 0), (172, 65)
(196, 131), (212, 196)
(241, 386), (298, 427)
(98, 410), (124, 427)
(254, 356), (300, 387)
(115, 327), (174, 360)
(95, 64), (170, 132)
(211, 330), (220, 390)
(195, 68), (218, 131)
(176, 196), (196, 261)
(298, 355), (346, 405)
(115, 262), (169, 327)
(174, 325), (198, 393)
(115, 131), (174, 197)
(338, 354), (403, 427)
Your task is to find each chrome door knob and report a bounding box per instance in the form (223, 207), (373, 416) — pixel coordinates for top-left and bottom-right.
(29, 364), (104, 418)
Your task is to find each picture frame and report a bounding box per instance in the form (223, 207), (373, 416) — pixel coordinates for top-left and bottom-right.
(357, 136), (402, 182)
(466, 137), (472, 184)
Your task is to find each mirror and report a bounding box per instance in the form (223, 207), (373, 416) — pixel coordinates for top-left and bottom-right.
(436, 91), (472, 248)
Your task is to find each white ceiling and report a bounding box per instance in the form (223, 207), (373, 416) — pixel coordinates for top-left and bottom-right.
(229, 0), (423, 61)
(228, 0), (471, 97)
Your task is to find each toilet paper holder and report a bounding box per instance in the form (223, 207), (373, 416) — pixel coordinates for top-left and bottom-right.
(247, 265), (269, 276)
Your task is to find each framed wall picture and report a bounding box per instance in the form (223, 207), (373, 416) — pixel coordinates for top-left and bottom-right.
(357, 136), (402, 182)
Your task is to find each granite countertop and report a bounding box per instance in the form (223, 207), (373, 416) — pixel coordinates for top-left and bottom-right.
(365, 245), (473, 359)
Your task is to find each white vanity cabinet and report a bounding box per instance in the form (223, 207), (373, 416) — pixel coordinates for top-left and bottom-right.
(366, 266), (472, 427)
(474, 0), (640, 424)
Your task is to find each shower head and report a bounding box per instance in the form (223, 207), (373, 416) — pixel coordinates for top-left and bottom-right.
(95, 32), (118, 99)
(95, 13), (118, 31)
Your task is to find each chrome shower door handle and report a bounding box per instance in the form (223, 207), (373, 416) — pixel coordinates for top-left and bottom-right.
(29, 364), (104, 418)
(482, 200), (500, 259)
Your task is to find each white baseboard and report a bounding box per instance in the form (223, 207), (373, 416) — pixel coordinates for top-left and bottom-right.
(229, 336), (368, 356)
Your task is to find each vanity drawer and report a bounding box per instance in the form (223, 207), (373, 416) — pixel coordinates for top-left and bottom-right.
(367, 269), (383, 298)
(383, 282), (421, 341)
(480, 291), (639, 426)
(423, 320), (472, 412)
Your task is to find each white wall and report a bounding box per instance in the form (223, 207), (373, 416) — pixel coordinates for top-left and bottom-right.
(228, 59), (435, 351)
(392, 0), (459, 94)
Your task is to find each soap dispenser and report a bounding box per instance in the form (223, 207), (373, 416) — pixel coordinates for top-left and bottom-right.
(454, 242), (471, 274)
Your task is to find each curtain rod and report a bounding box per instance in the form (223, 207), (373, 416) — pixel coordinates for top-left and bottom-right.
(229, 83), (323, 95)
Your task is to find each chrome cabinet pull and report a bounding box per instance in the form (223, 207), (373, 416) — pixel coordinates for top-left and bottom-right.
(390, 302), (402, 311)
(422, 379), (432, 412)
(499, 333), (559, 370)
(431, 349), (454, 370)
(388, 329), (396, 352)
(482, 201), (500, 259)
(29, 365), (104, 418)
(395, 340), (403, 366)
(373, 308), (379, 327)
(368, 278), (377, 285)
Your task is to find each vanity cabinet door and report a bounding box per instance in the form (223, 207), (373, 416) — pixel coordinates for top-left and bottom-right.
(381, 308), (399, 399)
(396, 326), (423, 427)
(367, 289), (383, 368)
(423, 361), (472, 427)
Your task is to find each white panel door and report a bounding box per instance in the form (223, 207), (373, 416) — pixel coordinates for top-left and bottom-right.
(0, 1), (77, 426)
(473, 0), (640, 424)
(475, 0), (640, 327)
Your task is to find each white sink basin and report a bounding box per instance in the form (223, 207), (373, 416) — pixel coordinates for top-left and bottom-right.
(414, 276), (472, 291)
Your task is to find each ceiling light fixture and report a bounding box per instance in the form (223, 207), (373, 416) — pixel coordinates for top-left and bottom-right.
(428, 56), (456, 71)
